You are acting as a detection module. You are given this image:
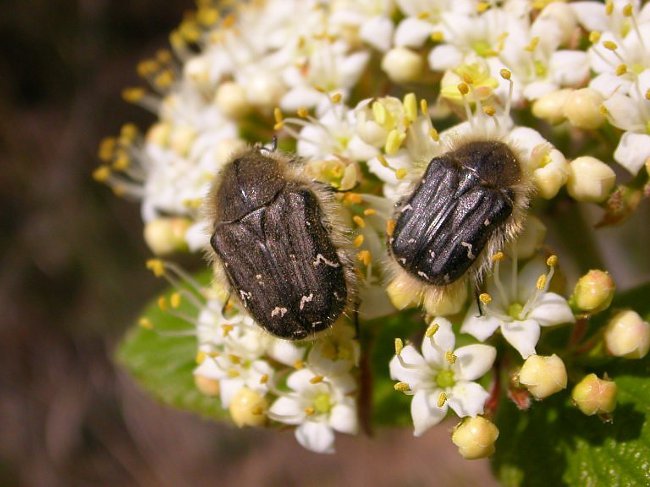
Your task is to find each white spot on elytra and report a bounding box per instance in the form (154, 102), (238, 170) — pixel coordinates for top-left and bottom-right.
(398, 258), (406, 265)
(313, 254), (340, 268)
(429, 249), (436, 258)
(271, 306), (288, 318)
(417, 271), (430, 281)
(400, 204), (413, 213)
(461, 241), (476, 259)
(408, 238), (416, 244)
(299, 293), (314, 310)
(239, 290), (252, 301)
(484, 219), (490, 226)
(255, 274), (262, 280)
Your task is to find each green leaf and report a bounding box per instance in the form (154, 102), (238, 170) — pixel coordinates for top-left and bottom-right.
(368, 310), (424, 428)
(493, 276), (650, 487)
(115, 273), (229, 420)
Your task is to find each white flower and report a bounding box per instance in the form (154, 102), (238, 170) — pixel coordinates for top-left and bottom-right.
(602, 69), (650, 174)
(268, 368), (358, 453)
(389, 317), (496, 437)
(461, 256), (575, 359)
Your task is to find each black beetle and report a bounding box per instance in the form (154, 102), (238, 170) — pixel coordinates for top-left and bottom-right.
(206, 144), (354, 340)
(388, 139), (530, 306)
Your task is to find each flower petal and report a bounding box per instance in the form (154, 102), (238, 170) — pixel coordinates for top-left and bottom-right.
(527, 292), (575, 327)
(389, 345), (429, 385)
(411, 389), (447, 437)
(454, 344), (496, 381)
(269, 396), (305, 425)
(360, 15), (394, 52)
(461, 306), (502, 341)
(448, 382), (489, 418)
(502, 320), (540, 359)
(614, 132), (650, 175)
(422, 317), (455, 365)
(295, 421), (336, 454)
(287, 368), (319, 393)
(394, 17), (434, 47)
(219, 378), (244, 409)
(329, 401), (359, 434)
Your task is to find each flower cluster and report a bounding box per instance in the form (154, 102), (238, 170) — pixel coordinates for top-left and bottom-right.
(102, 0), (650, 459)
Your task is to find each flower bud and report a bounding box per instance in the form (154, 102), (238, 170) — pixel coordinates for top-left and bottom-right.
(567, 156), (616, 203)
(194, 375), (220, 397)
(519, 354), (567, 399)
(146, 122), (172, 147)
(451, 416), (499, 460)
(604, 310), (650, 359)
(144, 217), (192, 255)
(562, 88), (605, 130)
(184, 55), (212, 91)
(169, 125), (197, 156)
(511, 215), (546, 260)
(386, 278), (418, 310)
(423, 281), (468, 316)
(532, 89), (572, 125)
(381, 47), (423, 84)
(571, 374), (617, 416)
(229, 388), (268, 427)
(571, 269), (615, 314)
(245, 72), (285, 110)
(538, 3), (578, 45)
(215, 81), (251, 118)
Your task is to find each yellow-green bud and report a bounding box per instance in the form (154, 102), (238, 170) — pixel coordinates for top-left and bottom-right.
(381, 47), (423, 84)
(194, 374), (220, 397)
(567, 156), (616, 203)
(386, 278), (419, 310)
(422, 281), (468, 316)
(562, 88), (606, 130)
(184, 55), (211, 91)
(532, 89), (572, 124)
(215, 81), (250, 118)
(572, 269), (615, 314)
(571, 374), (617, 416)
(451, 416), (499, 460)
(143, 217), (192, 256)
(519, 354), (567, 399)
(229, 388), (268, 427)
(604, 310), (650, 359)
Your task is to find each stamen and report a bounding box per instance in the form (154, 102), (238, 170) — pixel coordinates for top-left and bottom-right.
(395, 338), (404, 355)
(363, 208), (377, 216)
(394, 381), (411, 393)
(139, 317), (154, 329)
(479, 293), (492, 305)
(293, 359), (305, 369)
(386, 219), (396, 237)
(353, 234), (365, 247)
(352, 215), (366, 228)
(437, 392), (448, 407)
(309, 375), (324, 384)
(425, 323), (439, 338)
(445, 351), (457, 364)
(357, 250), (371, 266)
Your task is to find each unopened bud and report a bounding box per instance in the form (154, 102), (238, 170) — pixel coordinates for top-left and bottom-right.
(572, 269), (615, 314)
(451, 416), (499, 460)
(532, 89), (572, 124)
(194, 375), (220, 397)
(215, 81), (250, 118)
(519, 354), (567, 399)
(571, 374), (617, 416)
(144, 217), (192, 255)
(511, 215), (547, 259)
(567, 156), (616, 203)
(386, 279), (419, 311)
(563, 88), (606, 130)
(604, 310), (650, 359)
(381, 47), (423, 84)
(229, 388), (268, 427)
(422, 281), (468, 316)
(246, 72), (285, 110)
(184, 55), (212, 91)
(169, 125), (197, 156)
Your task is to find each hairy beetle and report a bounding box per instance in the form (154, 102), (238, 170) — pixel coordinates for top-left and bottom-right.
(206, 144), (354, 340)
(388, 138), (531, 307)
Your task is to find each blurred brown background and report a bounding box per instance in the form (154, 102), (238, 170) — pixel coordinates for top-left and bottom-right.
(0, 1), (498, 485)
